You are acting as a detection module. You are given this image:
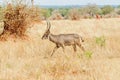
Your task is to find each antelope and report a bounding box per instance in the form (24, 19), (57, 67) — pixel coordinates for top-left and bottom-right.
(42, 21), (85, 56)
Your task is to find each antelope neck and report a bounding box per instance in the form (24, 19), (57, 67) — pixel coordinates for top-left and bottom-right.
(48, 33), (57, 43)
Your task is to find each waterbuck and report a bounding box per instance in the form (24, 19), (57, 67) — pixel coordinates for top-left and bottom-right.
(42, 21), (85, 56)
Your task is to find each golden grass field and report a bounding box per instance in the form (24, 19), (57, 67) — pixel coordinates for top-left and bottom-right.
(0, 18), (120, 80)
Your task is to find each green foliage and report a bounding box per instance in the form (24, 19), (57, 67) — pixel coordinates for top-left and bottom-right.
(41, 8), (54, 19)
(59, 8), (69, 17)
(84, 51), (93, 59)
(95, 36), (106, 47)
(41, 9), (50, 18)
(101, 5), (114, 15)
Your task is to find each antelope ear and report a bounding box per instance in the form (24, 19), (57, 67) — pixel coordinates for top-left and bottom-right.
(46, 19), (51, 30)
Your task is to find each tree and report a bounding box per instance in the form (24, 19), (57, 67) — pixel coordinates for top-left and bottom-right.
(101, 5), (114, 15)
(59, 8), (69, 17)
(79, 4), (102, 18)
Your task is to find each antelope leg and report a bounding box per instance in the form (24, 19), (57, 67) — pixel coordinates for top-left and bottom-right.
(61, 44), (65, 53)
(72, 44), (77, 52)
(77, 43), (85, 52)
(50, 46), (59, 56)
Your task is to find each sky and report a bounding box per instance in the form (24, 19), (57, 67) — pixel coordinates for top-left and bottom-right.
(0, 0), (120, 5)
(35, 0), (120, 5)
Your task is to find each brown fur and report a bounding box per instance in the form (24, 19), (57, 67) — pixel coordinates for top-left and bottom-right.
(42, 21), (85, 56)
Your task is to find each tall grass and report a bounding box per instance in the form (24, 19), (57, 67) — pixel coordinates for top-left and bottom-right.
(0, 19), (120, 80)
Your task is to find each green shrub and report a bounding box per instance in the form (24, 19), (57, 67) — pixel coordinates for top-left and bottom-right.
(95, 36), (106, 47)
(84, 51), (93, 59)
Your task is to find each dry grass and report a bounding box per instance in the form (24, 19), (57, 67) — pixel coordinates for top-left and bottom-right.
(0, 18), (120, 80)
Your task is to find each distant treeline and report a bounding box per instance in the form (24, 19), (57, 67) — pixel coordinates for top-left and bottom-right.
(39, 5), (119, 9)
(1, 4), (120, 21)
(40, 4), (120, 20)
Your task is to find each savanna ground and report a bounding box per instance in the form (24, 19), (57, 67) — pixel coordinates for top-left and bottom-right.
(0, 18), (120, 80)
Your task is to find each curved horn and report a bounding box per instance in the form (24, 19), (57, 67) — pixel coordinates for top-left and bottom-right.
(46, 20), (49, 30)
(48, 21), (51, 29)
(46, 20), (51, 30)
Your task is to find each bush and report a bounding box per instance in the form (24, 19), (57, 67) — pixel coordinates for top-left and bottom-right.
(49, 9), (64, 20)
(68, 8), (80, 20)
(0, 3), (40, 40)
